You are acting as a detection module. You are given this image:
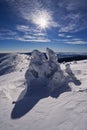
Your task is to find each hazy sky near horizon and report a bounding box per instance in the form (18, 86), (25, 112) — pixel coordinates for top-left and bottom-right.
(0, 0), (87, 52)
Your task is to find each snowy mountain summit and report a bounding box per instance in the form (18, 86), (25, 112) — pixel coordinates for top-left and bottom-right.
(0, 48), (87, 130)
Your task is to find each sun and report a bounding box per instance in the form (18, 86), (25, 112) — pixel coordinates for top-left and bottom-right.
(37, 16), (48, 29)
(32, 10), (52, 30)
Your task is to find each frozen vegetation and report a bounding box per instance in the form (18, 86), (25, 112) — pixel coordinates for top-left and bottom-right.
(0, 48), (87, 130)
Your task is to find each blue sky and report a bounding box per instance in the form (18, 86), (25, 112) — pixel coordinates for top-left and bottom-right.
(0, 0), (87, 52)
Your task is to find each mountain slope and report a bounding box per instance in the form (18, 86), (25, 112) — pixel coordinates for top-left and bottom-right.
(0, 53), (29, 76)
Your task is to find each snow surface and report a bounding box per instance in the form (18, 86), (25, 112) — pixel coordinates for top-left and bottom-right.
(0, 49), (87, 130)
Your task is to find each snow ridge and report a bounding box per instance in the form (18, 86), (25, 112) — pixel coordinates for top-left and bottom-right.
(0, 53), (29, 75)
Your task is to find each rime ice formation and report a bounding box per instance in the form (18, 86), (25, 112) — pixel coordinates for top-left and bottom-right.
(25, 48), (79, 93)
(46, 48), (57, 62)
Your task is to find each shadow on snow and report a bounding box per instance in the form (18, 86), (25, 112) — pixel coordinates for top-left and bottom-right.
(11, 70), (81, 119)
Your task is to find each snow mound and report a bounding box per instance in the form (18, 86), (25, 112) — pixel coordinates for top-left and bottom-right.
(0, 53), (29, 76)
(25, 48), (81, 94)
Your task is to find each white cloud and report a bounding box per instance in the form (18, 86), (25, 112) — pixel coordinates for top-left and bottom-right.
(58, 33), (65, 37)
(66, 41), (87, 44)
(58, 33), (72, 38)
(15, 24), (51, 42)
(16, 25), (47, 35)
(0, 29), (17, 36)
(64, 38), (87, 44)
(53, 37), (87, 45)
(33, 32), (46, 36)
(57, 0), (87, 33)
(16, 36), (51, 42)
(66, 35), (72, 38)
(0, 23), (51, 43)
(16, 25), (30, 32)
(63, 13), (81, 21)
(0, 29), (17, 40)
(59, 23), (76, 33)
(58, 0), (87, 11)
(66, 0), (87, 11)
(0, 36), (14, 40)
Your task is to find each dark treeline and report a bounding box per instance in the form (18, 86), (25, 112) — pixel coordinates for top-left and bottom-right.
(0, 53), (87, 64)
(58, 55), (87, 63)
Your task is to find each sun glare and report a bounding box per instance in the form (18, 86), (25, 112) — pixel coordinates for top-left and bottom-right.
(32, 10), (52, 30)
(37, 16), (48, 29)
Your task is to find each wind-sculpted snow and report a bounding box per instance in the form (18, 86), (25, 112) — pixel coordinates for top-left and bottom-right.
(11, 48), (81, 119)
(25, 48), (81, 93)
